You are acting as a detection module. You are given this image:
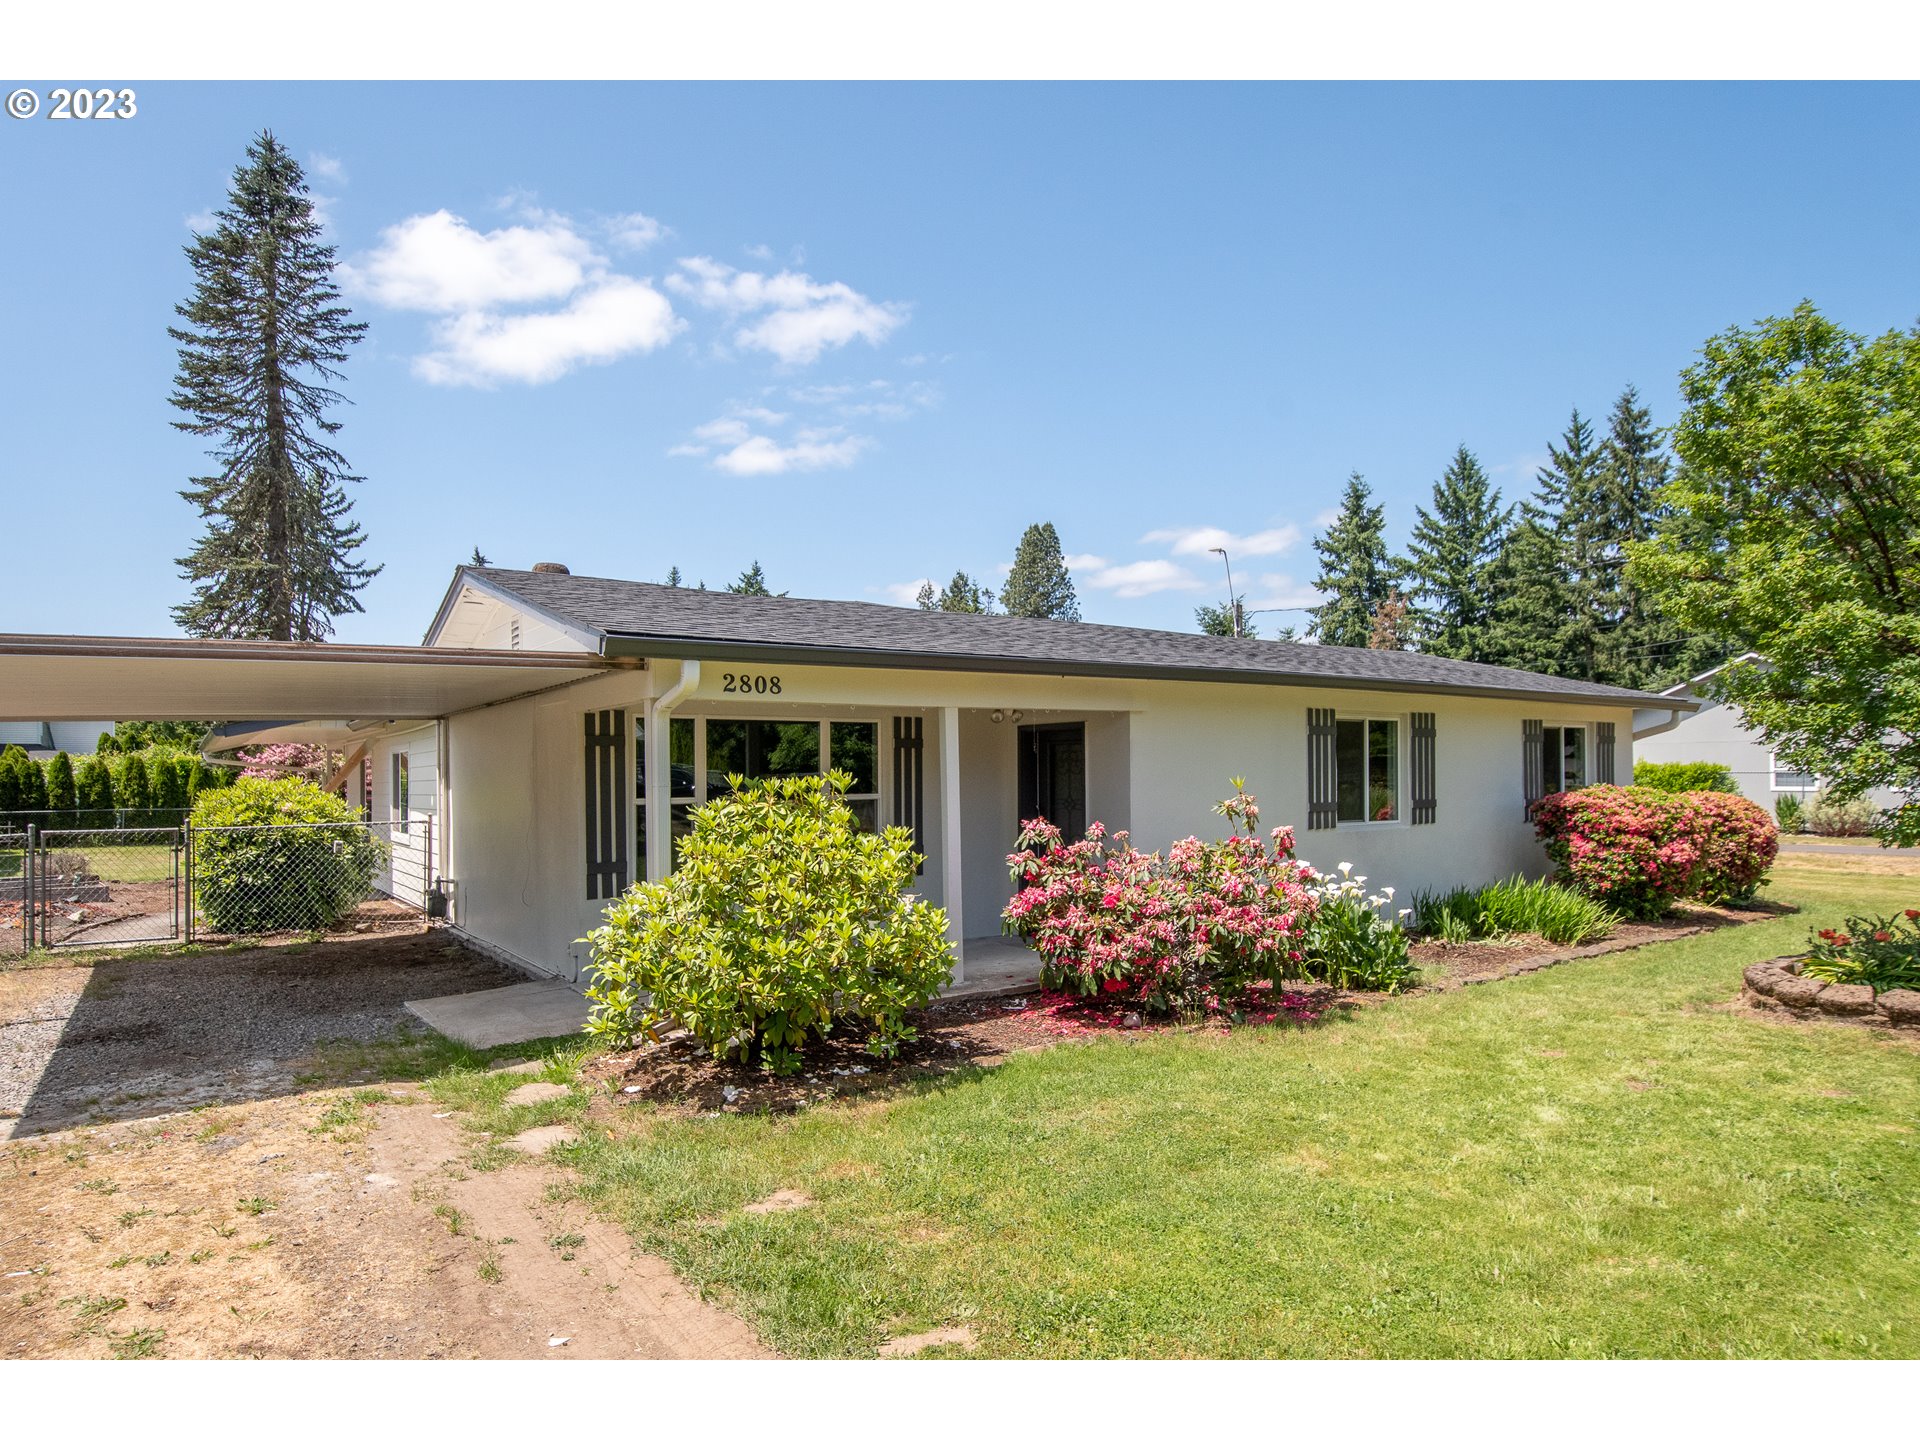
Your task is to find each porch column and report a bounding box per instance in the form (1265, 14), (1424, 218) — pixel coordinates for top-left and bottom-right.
(643, 700), (669, 882)
(938, 704), (965, 985)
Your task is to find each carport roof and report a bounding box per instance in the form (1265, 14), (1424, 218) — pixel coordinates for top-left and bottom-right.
(0, 634), (616, 722)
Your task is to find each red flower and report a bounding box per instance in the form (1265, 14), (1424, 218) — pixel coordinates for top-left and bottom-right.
(1873, 930), (1893, 942)
(1906, 909), (1919, 921)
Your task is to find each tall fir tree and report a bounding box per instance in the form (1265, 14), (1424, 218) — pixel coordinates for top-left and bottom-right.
(1596, 385), (1683, 688)
(1307, 474), (1399, 648)
(1402, 446), (1510, 661)
(727, 560), (778, 596)
(1484, 510), (1574, 673)
(469, 547), (490, 567)
(1528, 408), (1608, 680)
(918, 571), (996, 613)
(170, 131), (378, 641)
(1000, 523), (1080, 621)
(664, 565), (682, 587)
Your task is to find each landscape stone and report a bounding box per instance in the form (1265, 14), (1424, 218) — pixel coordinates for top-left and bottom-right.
(1815, 983), (1876, 1016)
(1743, 963), (1786, 997)
(1875, 989), (1920, 1025)
(1770, 977), (1828, 1009)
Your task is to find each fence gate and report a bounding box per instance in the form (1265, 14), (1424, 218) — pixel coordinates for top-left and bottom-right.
(24, 825), (185, 951)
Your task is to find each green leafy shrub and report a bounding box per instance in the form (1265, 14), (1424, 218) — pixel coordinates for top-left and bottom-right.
(45, 752), (77, 811)
(0, 747), (26, 812)
(190, 777), (386, 934)
(1411, 875), (1617, 946)
(117, 754), (153, 811)
(585, 772), (953, 1074)
(1774, 793), (1804, 833)
(1803, 910), (1920, 993)
(75, 755), (115, 815)
(1804, 789), (1877, 838)
(1632, 760), (1738, 793)
(1300, 865), (1419, 991)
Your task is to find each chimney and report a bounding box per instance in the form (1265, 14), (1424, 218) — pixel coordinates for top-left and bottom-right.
(531, 561), (571, 575)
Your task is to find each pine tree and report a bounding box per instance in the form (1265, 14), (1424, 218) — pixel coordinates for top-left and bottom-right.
(1484, 511), (1574, 673)
(1597, 386), (1679, 688)
(75, 756), (115, 813)
(727, 561), (776, 596)
(1308, 474), (1400, 648)
(469, 547), (490, 567)
(1528, 408), (1608, 680)
(665, 565), (682, 587)
(1195, 601), (1255, 638)
(170, 131), (378, 641)
(1403, 446), (1510, 661)
(920, 571), (995, 614)
(46, 752), (77, 811)
(1000, 523), (1080, 621)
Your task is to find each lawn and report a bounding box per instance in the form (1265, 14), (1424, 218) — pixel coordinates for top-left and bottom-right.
(471, 855), (1920, 1359)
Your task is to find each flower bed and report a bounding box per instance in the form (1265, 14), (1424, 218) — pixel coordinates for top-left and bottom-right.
(1742, 957), (1920, 1026)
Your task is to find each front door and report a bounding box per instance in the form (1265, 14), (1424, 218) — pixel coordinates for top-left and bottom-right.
(1018, 722), (1087, 842)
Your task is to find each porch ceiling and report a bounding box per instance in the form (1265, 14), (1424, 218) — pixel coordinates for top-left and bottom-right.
(0, 634), (617, 723)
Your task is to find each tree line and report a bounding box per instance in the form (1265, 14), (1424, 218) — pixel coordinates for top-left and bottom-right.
(1303, 386), (1725, 691)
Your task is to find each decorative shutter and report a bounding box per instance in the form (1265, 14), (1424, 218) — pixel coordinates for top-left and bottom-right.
(1307, 707), (1338, 831)
(1596, 721), (1617, 785)
(583, 709), (629, 899)
(892, 716), (925, 873)
(1522, 718), (1544, 820)
(1410, 711), (1437, 825)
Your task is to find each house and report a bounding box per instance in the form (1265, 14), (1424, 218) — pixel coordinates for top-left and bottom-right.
(0, 565), (1687, 982)
(0, 720), (115, 757)
(1632, 653), (1906, 814)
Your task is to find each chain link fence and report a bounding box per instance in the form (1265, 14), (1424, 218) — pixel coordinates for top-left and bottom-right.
(2, 817), (435, 955)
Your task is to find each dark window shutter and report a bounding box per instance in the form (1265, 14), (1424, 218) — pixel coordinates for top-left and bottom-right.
(892, 716), (925, 873)
(1307, 707), (1338, 831)
(1596, 720), (1617, 785)
(1522, 718), (1544, 820)
(584, 709), (629, 899)
(1410, 711), (1437, 825)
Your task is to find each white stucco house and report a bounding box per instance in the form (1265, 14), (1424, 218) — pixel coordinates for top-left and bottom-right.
(0, 564), (1688, 982)
(1632, 653), (1906, 814)
(0, 719), (115, 757)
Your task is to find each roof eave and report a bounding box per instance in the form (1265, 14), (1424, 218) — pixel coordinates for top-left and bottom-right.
(600, 634), (1681, 708)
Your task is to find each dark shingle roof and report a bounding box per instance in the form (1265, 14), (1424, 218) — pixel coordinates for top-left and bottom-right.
(463, 567), (1673, 706)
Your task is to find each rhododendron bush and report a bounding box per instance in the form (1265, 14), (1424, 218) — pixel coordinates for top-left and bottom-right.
(1003, 783), (1322, 1015)
(1532, 785), (1777, 918)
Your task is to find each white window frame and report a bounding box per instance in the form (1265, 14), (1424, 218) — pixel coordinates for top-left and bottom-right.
(1334, 714), (1405, 826)
(1769, 752), (1819, 792)
(1540, 723), (1591, 795)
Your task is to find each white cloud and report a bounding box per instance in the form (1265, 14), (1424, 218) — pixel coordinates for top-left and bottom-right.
(744, 242), (775, 261)
(1312, 507), (1342, 528)
(1141, 524), (1301, 559)
(877, 579), (931, 606)
(414, 277), (681, 387)
(606, 211), (666, 251)
(340, 210), (604, 313)
(667, 256), (907, 365)
(185, 210), (218, 233)
(1070, 555), (1206, 599)
(712, 429), (869, 477)
(308, 151), (346, 184)
(787, 377), (936, 420)
(1242, 573), (1322, 612)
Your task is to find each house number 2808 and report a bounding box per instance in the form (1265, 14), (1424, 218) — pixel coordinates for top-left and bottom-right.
(721, 672), (783, 695)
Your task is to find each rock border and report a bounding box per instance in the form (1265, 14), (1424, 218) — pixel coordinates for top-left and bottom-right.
(1742, 957), (1920, 1027)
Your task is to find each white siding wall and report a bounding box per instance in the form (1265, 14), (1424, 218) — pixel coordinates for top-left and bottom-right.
(1636, 696), (1906, 813)
(366, 724), (439, 905)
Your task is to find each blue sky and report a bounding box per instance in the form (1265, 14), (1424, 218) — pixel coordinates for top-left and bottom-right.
(3, 81), (1916, 643)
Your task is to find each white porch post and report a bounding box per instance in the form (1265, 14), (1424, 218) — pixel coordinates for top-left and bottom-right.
(939, 704), (965, 985)
(644, 700), (669, 882)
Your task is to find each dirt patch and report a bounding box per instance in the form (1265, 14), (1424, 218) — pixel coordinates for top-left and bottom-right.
(0, 1086), (768, 1358)
(1411, 903), (1777, 988)
(879, 1324), (976, 1357)
(0, 928), (516, 1139)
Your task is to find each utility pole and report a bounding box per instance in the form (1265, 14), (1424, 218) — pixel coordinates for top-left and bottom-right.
(1208, 546), (1241, 638)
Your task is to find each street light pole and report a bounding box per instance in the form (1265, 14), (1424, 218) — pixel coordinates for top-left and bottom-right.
(1208, 546), (1240, 638)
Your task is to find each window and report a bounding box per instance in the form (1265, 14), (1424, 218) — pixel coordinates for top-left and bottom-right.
(1335, 718), (1399, 823)
(1539, 725), (1587, 795)
(637, 716), (884, 870)
(1771, 753), (1817, 791)
(390, 752), (409, 833)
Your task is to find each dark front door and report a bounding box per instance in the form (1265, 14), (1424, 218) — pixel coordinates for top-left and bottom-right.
(1018, 722), (1087, 842)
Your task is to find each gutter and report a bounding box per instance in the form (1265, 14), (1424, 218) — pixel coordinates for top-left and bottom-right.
(598, 634), (1690, 711)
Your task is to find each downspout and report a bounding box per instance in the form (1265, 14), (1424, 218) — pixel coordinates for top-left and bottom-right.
(645, 659), (700, 881)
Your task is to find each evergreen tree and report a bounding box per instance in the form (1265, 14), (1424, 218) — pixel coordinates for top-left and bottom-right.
(1597, 386), (1680, 688)
(0, 747), (25, 813)
(665, 565), (682, 587)
(170, 131), (378, 641)
(114, 721), (213, 750)
(1528, 408), (1609, 680)
(153, 755), (190, 811)
(75, 756), (115, 813)
(96, 731), (118, 756)
(46, 752), (77, 811)
(1403, 446), (1511, 661)
(469, 547), (490, 567)
(1307, 474), (1400, 648)
(19, 757), (46, 811)
(118, 754), (154, 811)
(1484, 511), (1574, 673)
(727, 561), (777, 596)
(1000, 523), (1081, 621)
(1195, 601), (1255, 638)
(919, 571), (996, 614)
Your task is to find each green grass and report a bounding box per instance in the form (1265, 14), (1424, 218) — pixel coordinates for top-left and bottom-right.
(1411, 874), (1618, 945)
(522, 856), (1920, 1358)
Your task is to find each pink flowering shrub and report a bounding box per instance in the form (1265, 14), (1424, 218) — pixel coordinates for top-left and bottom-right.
(1002, 782), (1318, 1016)
(1533, 784), (1777, 918)
(237, 743), (330, 780)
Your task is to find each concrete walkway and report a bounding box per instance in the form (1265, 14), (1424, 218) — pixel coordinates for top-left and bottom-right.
(405, 980), (592, 1048)
(944, 934), (1043, 1001)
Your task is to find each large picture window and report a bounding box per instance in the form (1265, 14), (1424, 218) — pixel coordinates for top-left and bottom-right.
(1335, 717), (1399, 824)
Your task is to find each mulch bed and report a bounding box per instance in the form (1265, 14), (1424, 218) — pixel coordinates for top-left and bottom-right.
(1410, 901), (1784, 987)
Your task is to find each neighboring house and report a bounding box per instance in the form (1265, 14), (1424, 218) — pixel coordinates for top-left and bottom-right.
(0, 566), (1686, 981)
(1632, 653), (1907, 813)
(0, 720), (114, 757)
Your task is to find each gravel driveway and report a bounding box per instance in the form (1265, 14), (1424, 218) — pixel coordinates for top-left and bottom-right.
(0, 929), (516, 1139)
